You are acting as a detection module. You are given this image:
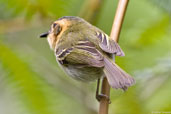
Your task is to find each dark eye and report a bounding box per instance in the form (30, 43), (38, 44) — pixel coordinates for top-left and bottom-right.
(53, 23), (57, 28)
(54, 24), (62, 35)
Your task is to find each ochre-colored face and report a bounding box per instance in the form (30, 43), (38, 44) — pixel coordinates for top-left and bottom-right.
(47, 19), (71, 50)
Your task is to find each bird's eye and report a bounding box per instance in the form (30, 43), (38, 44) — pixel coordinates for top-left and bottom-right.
(54, 24), (62, 36)
(53, 23), (57, 28)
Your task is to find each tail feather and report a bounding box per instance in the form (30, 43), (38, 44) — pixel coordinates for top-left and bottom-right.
(103, 57), (135, 90)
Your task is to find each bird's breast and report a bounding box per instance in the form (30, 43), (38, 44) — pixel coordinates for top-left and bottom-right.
(60, 64), (103, 82)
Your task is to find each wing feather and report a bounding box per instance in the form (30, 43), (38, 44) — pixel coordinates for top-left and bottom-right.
(96, 31), (125, 56)
(56, 40), (104, 67)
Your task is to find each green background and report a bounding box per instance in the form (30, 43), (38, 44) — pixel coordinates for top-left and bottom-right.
(0, 0), (171, 114)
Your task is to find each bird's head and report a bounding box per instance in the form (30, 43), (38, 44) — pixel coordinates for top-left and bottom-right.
(39, 16), (84, 50)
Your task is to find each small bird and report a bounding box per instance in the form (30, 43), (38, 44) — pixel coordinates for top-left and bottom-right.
(40, 16), (135, 98)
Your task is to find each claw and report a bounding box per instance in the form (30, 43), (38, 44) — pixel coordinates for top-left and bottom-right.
(95, 79), (111, 104)
(96, 94), (111, 104)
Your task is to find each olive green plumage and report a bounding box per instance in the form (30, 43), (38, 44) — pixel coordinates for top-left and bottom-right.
(40, 16), (135, 90)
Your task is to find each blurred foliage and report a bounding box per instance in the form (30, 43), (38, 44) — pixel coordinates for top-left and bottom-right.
(0, 0), (82, 20)
(0, 0), (171, 114)
(150, 0), (171, 14)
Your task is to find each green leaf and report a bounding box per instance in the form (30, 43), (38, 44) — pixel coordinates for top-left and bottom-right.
(0, 42), (55, 114)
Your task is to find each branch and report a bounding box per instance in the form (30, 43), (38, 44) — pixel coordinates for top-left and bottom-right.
(99, 0), (129, 114)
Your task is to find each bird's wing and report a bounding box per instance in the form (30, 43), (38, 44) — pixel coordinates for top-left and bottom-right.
(56, 40), (104, 67)
(95, 31), (125, 56)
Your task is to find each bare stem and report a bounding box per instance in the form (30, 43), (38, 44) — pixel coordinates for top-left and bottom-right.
(110, 0), (129, 42)
(99, 0), (129, 114)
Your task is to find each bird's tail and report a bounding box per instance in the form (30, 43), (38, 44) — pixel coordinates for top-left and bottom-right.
(103, 57), (135, 90)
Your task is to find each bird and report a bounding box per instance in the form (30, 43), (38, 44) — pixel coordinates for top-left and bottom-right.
(40, 16), (135, 100)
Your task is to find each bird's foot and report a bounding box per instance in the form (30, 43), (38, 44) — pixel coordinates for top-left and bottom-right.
(96, 94), (111, 104)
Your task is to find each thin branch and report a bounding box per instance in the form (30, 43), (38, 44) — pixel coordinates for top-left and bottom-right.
(99, 0), (129, 114)
(110, 0), (129, 42)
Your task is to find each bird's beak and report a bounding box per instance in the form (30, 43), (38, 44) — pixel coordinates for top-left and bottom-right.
(39, 32), (49, 38)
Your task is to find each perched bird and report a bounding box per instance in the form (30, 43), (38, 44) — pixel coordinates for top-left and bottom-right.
(40, 16), (135, 94)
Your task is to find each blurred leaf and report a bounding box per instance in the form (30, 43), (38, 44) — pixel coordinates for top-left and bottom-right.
(0, 41), (57, 114)
(0, 0), (82, 20)
(137, 56), (171, 113)
(150, 0), (171, 14)
(135, 16), (170, 46)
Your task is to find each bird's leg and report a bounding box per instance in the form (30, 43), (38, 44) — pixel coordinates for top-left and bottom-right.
(95, 78), (111, 104)
(95, 78), (101, 101)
